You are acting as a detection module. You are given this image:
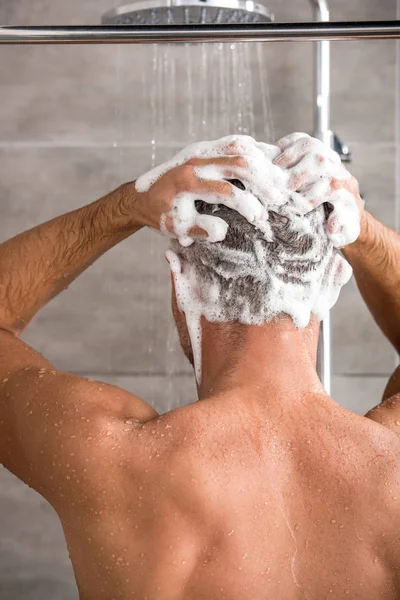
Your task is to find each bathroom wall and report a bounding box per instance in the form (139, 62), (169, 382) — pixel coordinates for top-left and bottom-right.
(0, 0), (398, 598)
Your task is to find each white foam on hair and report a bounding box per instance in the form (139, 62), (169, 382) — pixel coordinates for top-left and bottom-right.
(136, 135), (268, 193)
(155, 133), (360, 383)
(166, 249), (203, 383)
(135, 135), (289, 247)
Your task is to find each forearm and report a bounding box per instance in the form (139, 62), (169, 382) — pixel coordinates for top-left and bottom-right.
(342, 211), (400, 353)
(0, 182), (141, 334)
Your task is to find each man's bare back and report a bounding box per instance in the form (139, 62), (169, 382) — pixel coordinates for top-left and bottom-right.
(35, 379), (399, 600)
(1, 137), (400, 599)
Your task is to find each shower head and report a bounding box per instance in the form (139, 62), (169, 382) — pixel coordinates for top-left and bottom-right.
(102, 0), (274, 26)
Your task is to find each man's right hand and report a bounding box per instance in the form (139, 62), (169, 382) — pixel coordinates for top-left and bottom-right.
(132, 156), (267, 247)
(130, 136), (279, 247)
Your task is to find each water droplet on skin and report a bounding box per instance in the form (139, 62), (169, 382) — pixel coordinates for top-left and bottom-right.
(124, 419), (133, 425)
(345, 590), (350, 595)
(331, 519), (336, 524)
(106, 431), (112, 436)
(344, 506), (349, 511)
(395, 420), (400, 426)
(374, 557), (379, 563)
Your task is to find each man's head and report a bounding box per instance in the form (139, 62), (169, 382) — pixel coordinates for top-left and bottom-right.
(169, 181), (352, 366)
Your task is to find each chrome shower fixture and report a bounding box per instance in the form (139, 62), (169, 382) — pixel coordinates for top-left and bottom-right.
(102, 0), (274, 26)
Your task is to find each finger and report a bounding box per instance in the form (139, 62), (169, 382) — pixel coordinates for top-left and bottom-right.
(290, 176), (361, 247)
(162, 214), (175, 236)
(325, 188), (361, 248)
(193, 214), (229, 243)
(218, 135), (259, 156)
(195, 160), (288, 208)
(276, 132), (310, 152)
(196, 186), (272, 239)
(292, 178), (332, 213)
(192, 167), (275, 238)
(187, 224), (209, 239)
(274, 136), (341, 170)
(179, 135), (258, 162)
(171, 192), (230, 247)
(287, 154), (350, 190)
(288, 191), (318, 216)
(273, 143), (309, 169)
(314, 252), (353, 318)
(200, 184), (266, 225)
(254, 141), (282, 162)
(163, 213), (211, 242)
(188, 155), (248, 169)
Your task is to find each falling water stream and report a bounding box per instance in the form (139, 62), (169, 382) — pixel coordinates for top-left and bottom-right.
(141, 42), (275, 410)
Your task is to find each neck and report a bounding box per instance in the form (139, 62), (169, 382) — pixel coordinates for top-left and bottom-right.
(197, 316), (324, 402)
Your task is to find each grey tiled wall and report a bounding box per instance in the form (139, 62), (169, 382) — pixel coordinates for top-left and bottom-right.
(0, 1), (398, 598)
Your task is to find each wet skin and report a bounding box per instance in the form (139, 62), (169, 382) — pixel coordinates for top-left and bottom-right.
(1, 325), (400, 600)
(0, 146), (400, 598)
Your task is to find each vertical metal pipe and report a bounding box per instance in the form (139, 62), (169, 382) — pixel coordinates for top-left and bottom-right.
(311, 0), (332, 145)
(311, 0), (332, 394)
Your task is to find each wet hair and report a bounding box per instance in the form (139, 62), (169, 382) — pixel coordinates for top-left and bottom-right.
(170, 179), (339, 329)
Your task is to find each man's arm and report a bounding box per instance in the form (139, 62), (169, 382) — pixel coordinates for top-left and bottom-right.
(342, 211), (400, 358)
(342, 209), (400, 424)
(0, 151), (261, 497)
(0, 182), (159, 493)
(0, 183), (140, 335)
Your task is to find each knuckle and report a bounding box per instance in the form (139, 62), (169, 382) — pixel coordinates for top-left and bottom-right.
(216, 181), (232, 196)
(234, 155), (248, 168)
(330, 178), (342, 191)
(179, 164), (195, 184)
(284, 148), (295, 161)
(226, 141), (240, 154)
(309, 137), (321, 148)
(186, 158), (200, 166)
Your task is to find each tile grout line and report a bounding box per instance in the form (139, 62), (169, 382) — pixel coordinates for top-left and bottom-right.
(0, 141), (396, 150)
